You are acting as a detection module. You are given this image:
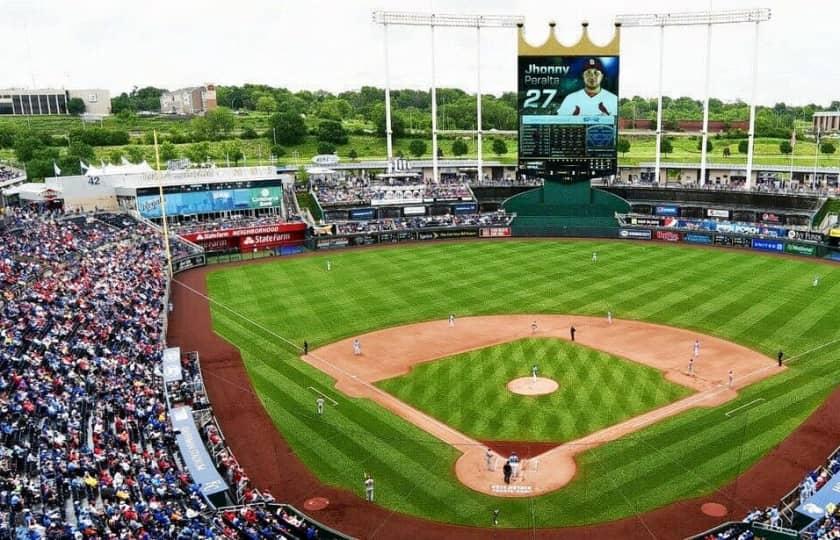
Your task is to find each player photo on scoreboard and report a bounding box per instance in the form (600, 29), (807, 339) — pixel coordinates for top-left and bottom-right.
(518, 55), (619, 179)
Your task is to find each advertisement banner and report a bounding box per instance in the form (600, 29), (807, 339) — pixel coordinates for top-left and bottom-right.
(518, 54), (618, 179)
(707, 208), (730, 218)
(784, 243), (817, 256)
(654, 230), (681, 242)
(751, 238), (784, 252)
(732, 236), (751, 248)
(479, 227), (513, 238)
(830, 228), (840, 238)
(630, 217), (661, 226)
(172, 254), (207, 273)
(238, 229), (305, 252)
(137, 186), (282, 218)
(684, 233), (712, 244)
(618, 229), (652, 240)
(453, 203), (478, 214)
(181, 222), (306, 243)
(787, 230), (824, 243)
(349, 208), (376, 220)
(170, 406), (228, 496)
(162, 348), (182, 383)
(714, 235), (732, 246)
(417, 229), (479, 241)
(655, 206), (680, 216)
(403, 206), (426, 216)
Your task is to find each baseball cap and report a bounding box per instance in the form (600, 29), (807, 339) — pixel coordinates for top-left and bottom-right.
(582, 58), (604, 73)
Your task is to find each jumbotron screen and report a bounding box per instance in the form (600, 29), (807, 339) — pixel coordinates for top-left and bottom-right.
(518, 55), (619, 180)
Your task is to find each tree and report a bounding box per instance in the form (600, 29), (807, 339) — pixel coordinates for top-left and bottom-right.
(348, 148), (358, 161)
(616, 138), (631, 156)
(269, 111), (307, 145)
(661, 138), (674, 155)
(408, 139), (427, 157)
(206, 107), (235, 138)
(451, 138), (468, 156)
(186, 142), (211, 164)
(14, 135), (45, 162)
(779, 140), (793, 155)
(126, 146), (146, 164)
(270, 145), (286, 158)
(722, 146), (731, 158)
(67, 141), (96, 164)
(437, 147), (444, 158)
(255, 95), (278, 113)
(159, 142), (178, 162)
(820, 142), (836, 155)
(738, 140), (749, 154)
(697, 138), (713, 152)
(317, 142), (336, 154)
(491, 138), (508, 156)
(67, 98), (86, 115)
(317, 120), (348, 145)
(223, 141), (244, 165)
(240, 127), (258, 139)
(108, 149), (123, 164)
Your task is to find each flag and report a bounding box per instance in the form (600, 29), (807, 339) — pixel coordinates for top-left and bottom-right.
(53, 161), (61, 176)
(80, 160), (89, 172)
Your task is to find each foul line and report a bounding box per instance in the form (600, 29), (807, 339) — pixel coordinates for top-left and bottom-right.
(725, 398), (765, 417)
(308, 386), (338, 405)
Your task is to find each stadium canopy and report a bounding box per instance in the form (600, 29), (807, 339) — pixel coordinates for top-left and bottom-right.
(306, 166), (336, 175)
(2, 182), (63, 202)
(83, 160), (154, 176)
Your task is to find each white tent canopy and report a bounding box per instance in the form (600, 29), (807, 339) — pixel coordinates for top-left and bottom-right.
(82, 160), (154, 177)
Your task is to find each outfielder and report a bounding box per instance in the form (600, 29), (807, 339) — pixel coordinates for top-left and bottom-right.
(316, 397), (324, 415)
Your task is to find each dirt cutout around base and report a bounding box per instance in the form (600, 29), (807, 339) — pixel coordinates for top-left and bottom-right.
(306, 314), (781, 498)
(507, 377), (559, 396)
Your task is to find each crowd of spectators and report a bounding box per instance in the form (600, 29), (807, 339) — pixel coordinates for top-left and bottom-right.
(311, 175), (474, 207)
(0, 208), (340, 539)
(333, 211), (514, 235)
(0, 166), (24, 183)
(167, 214), (292, 236)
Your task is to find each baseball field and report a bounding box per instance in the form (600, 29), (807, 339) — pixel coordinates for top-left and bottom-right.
(202, 239), (840, 528)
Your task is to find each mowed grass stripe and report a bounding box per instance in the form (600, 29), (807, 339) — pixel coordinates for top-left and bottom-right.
(206, 240), (840, 527)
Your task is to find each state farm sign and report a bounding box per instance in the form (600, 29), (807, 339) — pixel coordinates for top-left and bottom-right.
(179, 222), (306, 242)
(238, 232), (298, 251)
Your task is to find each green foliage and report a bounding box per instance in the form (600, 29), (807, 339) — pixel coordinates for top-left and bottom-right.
(408, 139), (427, 157)
(270, 144), (286, 158)
(240, 127), (259, 140)
(255, 95), (278, 113)
(69, 127), (130, 147)
(617, 138), (631, 156)
(738, 139), (749, 154)
(347, 148), (358, 160)
(110, 86), (166, 113)
(316, 141), (336, 155)
(269, 111), (307, 145)
(697, 138), (713, 152)
(206, 107), (235, 137)
(67, 98), (86, 115)
(373, 104), (405, 138)
(222, 140), (244, 165)
(159, 141), (178, 162)
(491, 138), (508, 156)
(316, 120), (348, 145)
(186, 142), (211, 164)
(820, 142), (836, 155)
(67, 141), (96, 163)
(779, 140), (793, 154)
(451, 138), (468, 156)
(125, 146), (146, 164)
(660, 138), (674, 154)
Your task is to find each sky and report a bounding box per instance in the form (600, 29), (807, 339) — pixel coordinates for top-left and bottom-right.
(1, 0), (837, 106)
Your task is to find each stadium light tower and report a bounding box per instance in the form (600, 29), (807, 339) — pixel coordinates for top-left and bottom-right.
(616, 9), (771, 188)
(372, 11), (524, 182)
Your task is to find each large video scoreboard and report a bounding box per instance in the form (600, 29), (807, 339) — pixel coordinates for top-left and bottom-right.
(518, 55), (619, 180)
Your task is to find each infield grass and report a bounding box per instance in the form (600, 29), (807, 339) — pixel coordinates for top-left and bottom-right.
(205, 240), (840, 527)
(377, 338), (692, 442)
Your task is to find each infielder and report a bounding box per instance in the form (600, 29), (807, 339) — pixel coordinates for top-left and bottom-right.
(607, 311), (612, 325)
(449, 313), (455, 327)
(688, 357), (694, 376)
(485, 447), (494, 471)
(693, 339), (700, 359)
(352, 338), (362, 356)
(531, 364), (538, 382)
(557, 58), (618, 116)
(531, 320), (538, 334)
(728, 369), (734, 388)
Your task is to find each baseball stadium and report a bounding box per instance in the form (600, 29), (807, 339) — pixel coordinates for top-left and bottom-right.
(4, 4), (840, 540)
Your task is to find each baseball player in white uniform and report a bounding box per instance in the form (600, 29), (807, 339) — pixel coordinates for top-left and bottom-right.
(693, 339), (700, 359)
(557, 58), (618, 117)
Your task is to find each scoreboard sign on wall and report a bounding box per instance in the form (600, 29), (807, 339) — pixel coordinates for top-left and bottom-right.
(179, 222), (306, 253)
(518, 25), (620, 181)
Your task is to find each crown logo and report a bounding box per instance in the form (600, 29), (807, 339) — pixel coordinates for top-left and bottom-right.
(518, 22), (620, 56)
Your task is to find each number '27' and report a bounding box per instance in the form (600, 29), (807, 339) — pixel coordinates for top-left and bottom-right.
(523, 89), (557, 108)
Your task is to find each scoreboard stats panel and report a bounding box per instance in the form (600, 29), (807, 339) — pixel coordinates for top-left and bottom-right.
(518, 55), (619, 180)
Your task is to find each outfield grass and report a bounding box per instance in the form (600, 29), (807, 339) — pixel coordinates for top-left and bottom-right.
(376, 338), (692, 442)
(206, 240), (840, 527)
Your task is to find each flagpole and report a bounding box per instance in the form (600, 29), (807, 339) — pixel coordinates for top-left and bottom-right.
(154, 130), (173, 276)
(789, 130), (795, 189)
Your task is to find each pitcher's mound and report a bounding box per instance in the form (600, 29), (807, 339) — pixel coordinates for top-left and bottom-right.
(507, 377), (559, 396)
